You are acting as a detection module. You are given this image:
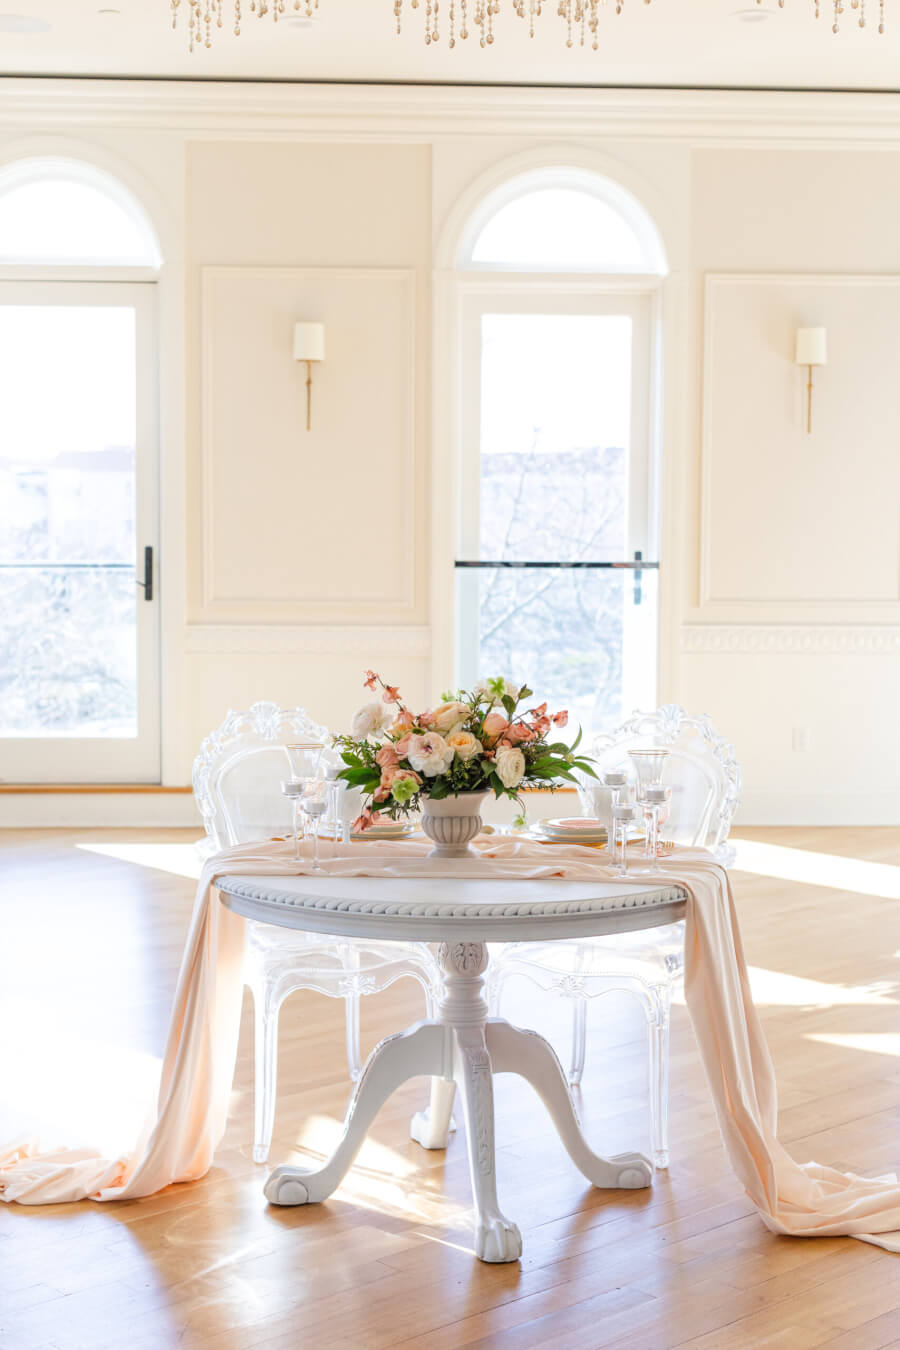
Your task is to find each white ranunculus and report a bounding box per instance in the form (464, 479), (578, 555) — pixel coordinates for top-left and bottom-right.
(495, 745), (526, 790)
(407, 732), (455, 778)
(446, 730), (482, 762)
(350, 702), (389, 739)
(432, 700), (471, 732)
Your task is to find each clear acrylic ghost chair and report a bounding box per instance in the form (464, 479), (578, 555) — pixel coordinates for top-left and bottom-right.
(193, 701), (440, 1163)
(489, 705), (741, 1169)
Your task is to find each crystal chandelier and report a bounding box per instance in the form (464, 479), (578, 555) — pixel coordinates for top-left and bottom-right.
(170, 0), (885, 53)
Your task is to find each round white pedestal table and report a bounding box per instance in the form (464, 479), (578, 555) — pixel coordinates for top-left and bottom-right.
(218, 870), (687, 1263)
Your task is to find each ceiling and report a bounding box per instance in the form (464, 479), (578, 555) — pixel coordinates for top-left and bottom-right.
(2, 0), (900, 91)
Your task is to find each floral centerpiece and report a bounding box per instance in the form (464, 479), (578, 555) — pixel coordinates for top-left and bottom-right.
(334, 672), (596, 855)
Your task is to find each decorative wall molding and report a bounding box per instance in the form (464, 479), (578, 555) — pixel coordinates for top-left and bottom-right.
(681, 625), (900, 655)
(6, 80), (900, 147)
(200, 264), (418, 622)
(700, 272), (900, 612)
(185, 624), (431, 656)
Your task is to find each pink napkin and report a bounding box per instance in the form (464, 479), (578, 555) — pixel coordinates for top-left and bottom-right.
(3, 837), (900, 1253)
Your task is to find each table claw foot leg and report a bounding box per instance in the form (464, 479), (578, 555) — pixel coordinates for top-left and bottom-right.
(455, 1026), (521, 1264)
(263, 1166), (310, 1206)
(264, 1022), (442, 1208)
(606, 1152), (654, 1188)
(410, 1077), (457, 1150)
(485, 1021), (653, 1192)
(475, 1215), (523, 1264)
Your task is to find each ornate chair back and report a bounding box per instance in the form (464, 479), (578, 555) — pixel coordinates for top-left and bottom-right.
(577, 704), (742, 861)
(192, 701), (333, 855)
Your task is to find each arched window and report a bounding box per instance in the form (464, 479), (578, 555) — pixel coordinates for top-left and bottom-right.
(453, 168), (665, 734)
(0, 156), (161, 783)
(459, 168), (667, 275)
(0, 158), (160, 266)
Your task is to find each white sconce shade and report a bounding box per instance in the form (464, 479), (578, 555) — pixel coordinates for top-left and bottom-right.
(293, 321), (325, 363)
(795, 327), (827, 367)
(794, 327), (827, 435)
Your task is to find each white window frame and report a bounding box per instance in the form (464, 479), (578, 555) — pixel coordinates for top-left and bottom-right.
(453, 273), (662, 720)
(0, 278), (161, 783)
(0, 156), (167, 783)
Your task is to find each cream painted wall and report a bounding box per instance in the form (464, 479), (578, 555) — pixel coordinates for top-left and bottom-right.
(682, 149), (900, 821)
(182, 141), (432, 776)
(2, 89), (899, 824)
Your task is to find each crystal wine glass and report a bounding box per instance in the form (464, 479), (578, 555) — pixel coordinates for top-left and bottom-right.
(285, 741), (325, 783)
(628, 748), (669, 798)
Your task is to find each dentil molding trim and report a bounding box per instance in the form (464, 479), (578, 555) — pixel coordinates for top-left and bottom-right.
(185, 624), (431, 655)
(681, 625), (900, 655)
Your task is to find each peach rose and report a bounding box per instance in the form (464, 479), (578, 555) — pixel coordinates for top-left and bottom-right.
(447, 730), (482, 762)
(481, 711), (509, 746)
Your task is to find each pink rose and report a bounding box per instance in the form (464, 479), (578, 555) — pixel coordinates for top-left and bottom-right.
(393, 732), (414, 757)
(376, 746), (401, 770)
(505, 723), (535, 744)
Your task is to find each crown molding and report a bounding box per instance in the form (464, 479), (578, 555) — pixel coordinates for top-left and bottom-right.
(681, 624), (900, 655)
(3, 79), (900, 145)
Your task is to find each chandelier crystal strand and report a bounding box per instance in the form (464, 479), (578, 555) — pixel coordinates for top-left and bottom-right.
(169, 0), (888, 49)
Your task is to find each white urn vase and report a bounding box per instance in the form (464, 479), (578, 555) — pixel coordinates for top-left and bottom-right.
(420, 791), (488, 859)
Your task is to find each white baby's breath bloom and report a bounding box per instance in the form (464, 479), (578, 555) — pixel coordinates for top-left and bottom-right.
(407, 732), (455, 778)
(432, 700), (471, 732)
(350, 702), (390, 739)
(495, 745), (526, 790)
(446, 730), (482, 762)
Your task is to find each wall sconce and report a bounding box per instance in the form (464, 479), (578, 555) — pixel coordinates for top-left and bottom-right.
(795, 327), (827, 435)
(293, 322), (325, 431)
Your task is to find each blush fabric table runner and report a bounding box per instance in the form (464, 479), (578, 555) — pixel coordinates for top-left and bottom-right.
(3, 837), (900, 1257)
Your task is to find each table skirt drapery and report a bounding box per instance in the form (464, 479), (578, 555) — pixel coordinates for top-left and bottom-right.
(3, 837), (900, 1252)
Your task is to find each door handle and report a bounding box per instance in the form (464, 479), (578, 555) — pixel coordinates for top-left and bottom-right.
(136, 545), (153, 601)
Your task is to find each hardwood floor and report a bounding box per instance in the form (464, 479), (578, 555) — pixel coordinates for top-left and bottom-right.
(2, 827), (900, 1349)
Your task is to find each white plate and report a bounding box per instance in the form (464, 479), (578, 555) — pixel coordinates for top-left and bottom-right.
(534, 817), (608, 842)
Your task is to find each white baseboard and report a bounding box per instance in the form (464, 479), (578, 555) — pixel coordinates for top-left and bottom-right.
(0, 793), (203, 830)
(735, 792), (900, 827)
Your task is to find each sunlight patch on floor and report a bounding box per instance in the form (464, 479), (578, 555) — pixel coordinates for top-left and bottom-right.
(77, 841), (204, 880)
(673, 966), (898, 1009)
(284, 1112), (472, 1224)
(806, 1032), (900, 1058)
(0, 994), (161, 1153)
(730, 839), (900, 899)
